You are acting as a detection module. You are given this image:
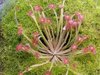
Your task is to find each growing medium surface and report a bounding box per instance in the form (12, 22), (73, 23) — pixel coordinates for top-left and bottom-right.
(1, 0), (100, 75)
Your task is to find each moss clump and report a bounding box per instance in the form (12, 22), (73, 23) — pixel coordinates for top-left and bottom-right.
(1, 0), (100, 75)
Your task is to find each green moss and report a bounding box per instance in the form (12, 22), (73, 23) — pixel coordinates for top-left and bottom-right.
(1, 0), (100, 75)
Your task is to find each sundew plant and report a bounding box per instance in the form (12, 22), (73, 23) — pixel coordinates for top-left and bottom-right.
(15, 0), (96, 75)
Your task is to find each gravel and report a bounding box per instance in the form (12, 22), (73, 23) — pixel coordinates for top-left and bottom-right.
(0, 0), (3, 10)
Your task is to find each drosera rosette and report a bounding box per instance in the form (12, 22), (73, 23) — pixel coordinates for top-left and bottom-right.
(15, 0), (96, 75)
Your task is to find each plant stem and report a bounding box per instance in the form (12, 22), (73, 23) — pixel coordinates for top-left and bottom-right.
(23, 61), (49, 73)
(57, 32), (69, 51)
(53, 9), (58, 33)
(14, 8), (19, 25)
(56, 0), (65, 41)
(66, 64), (69, 75)
(55, 31), (66, 51)
(57, 49), (71, 55)
(49, 62), (54, 71)
(29, 4), (49, 47)
(64, 29), (73, 47)
(59, 0), (66, 34)
(64, 65), (81, 75)
(41, 11), (55, 50)
(23, 33), (32, 43)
